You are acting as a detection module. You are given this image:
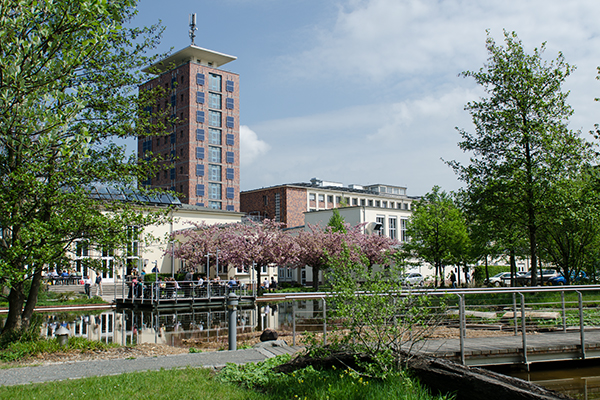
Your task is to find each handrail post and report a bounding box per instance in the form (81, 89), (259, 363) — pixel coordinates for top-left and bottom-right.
(520, 293), (528, 366)
(577, 290), (586, 360)
(561, 290), (566, 333)
(292, 301), (296, 346)
(456, 294), (465, 365)
(512, 293), (517, 336)
(323, 297), (327, 346)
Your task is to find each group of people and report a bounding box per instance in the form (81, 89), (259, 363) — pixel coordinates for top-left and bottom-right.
(261, 277), (277, 292)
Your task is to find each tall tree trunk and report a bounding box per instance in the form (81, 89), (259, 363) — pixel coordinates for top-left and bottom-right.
(312, 265), (320, 291)
(510, 249), (516, 287)
(2, 282), (25, 335)
(22, 267), (43, 329)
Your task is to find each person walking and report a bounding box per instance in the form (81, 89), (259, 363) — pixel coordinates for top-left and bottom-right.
(450, 271), (457, 288)
(83, 276), (92, 298)
(95, 274), (103, 296)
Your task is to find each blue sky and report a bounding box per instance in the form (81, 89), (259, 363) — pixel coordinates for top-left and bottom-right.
(133, 0), (600, 197)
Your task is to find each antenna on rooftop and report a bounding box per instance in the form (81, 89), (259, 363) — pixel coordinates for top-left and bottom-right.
(189, 13), (197, 45)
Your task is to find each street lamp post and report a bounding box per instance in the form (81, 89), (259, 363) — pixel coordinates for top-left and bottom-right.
(206, 253), (211, 277)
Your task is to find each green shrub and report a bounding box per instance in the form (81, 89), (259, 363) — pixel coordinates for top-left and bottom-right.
(473, 265), (509, 284)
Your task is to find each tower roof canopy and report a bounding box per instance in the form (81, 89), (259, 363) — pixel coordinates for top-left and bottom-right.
(143, 45), (237, 74)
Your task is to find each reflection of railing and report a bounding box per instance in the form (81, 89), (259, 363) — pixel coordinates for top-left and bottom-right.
(118, 280), (254, 305)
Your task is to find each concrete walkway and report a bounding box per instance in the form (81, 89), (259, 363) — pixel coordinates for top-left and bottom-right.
(0, 344), (304, 387)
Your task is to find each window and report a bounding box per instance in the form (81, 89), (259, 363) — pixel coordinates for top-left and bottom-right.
(209, 201), (222, 210)
(368, 199), (373, 207)
(196, 164), (204, 177)
(195, 147), (204, 159)
(226, 98), (234, 109)
(382, 201), (387, 208)
(226, 205), (235, 211)
(309, 194), (316, 201)
(196, 73), (205, 85)
(352, 198), (358, 206)
(226, 187), (234, 199)
(170, 95), (176, 107)
(226, 151), (234, 163)
(336, 196), (341, 203)
(375, 200), (381, 207)
(226, 134), (234, 146)
(208, 93), (221, 109)
(404, 203), (409, 210)
(376, 216), (385, 236)
(196, 184), (205, 196)
(389, 217), (397, 240)
(400, 219), (408, 242)
(327, 195), (333, 203)
(361, 199), (366, 206)
(226, 116), (234, 128)
(209, 164), (221, 181)
(170, 168), (175, 180)
(196, 129), (205, 141)
(226, 168), (234, 180)
(126, 226), (139, 257)
(196, 111), (205, 123)
(226, 80), (234, 92)
(318, 194), (324, 202)
(209, 110), (221, 127)
(209, 146), (221, 163)
(196, 91), (205, 104)
(209, 73), (221, 91)
(209, 183), (221, 199)
(170, 133), (175, 144)
(209, 128), (221, 145)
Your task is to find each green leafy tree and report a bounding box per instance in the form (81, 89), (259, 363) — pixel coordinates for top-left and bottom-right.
(450, 30), (595, 285)
(327, 208), (347, 233)
(537, 169), (600, 284)
(404, 186), (468, 287)
(0, 0), (166, 336)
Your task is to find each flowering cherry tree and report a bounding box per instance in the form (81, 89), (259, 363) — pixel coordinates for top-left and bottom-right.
(172, 222), (224, 274)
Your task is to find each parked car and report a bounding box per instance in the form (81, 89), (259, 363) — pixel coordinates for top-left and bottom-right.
(401, 272), (424, 286)
(485, 272), (525, 287)
(547, 271), (588, 286)
(515, 269), (560, 286)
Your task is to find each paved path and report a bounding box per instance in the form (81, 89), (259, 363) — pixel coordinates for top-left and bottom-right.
(0, 345), (304, 387)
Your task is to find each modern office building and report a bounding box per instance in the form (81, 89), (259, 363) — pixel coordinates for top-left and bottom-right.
(241, 177), (418, 229)
(139, 44), (240, 211)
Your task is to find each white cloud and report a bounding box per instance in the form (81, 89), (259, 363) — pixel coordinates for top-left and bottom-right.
(240, 125), (271, 166)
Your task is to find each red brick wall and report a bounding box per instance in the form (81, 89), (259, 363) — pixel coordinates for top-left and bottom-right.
(240, 186), (308, 228)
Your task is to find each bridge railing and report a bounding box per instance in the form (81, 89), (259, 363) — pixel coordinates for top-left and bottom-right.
(269, 285), (600, 365)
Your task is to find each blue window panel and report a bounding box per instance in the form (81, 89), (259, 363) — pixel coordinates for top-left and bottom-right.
(226, 116), (234, 128)
(171, 77), (176, 88)
(196, 202), (205, 207)
(226, 187), (235, 199)
(226, 80), (234, 92)
(196, 129), (205, 141)
(226, 205), (234, 211)
(170, 95), (176, 107)
(170, 114), (176, 126)
(209, 111), (221, 127)
(170, 150), (175, 159)
(226, 168), (234, 180)
(196, 184), (205, 197)
(196, 73), (205, 85)
(170, 168), (175, 180)
(226, 134), (234, 146)
(226, 98), (234, 110)
(196, 164), (204, 177)
(170, 133), (176, 144)
(196, 111), (205, 123)
(226, 151), (234, 164)
(144, 106), (152, 114)
(196, 91), (205, 104)
(196, 147), (204, 160)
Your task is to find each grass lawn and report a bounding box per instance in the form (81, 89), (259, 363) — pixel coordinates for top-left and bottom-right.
(0, 363), (453, 400)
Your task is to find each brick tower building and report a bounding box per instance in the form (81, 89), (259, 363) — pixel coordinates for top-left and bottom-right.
(139, 44), (240, 211)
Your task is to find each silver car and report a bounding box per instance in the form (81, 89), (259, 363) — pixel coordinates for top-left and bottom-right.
(401, 272), (424, 286)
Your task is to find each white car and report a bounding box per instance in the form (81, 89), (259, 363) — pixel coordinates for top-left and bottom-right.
(486, 272), (523, 287)
(401, 272), (424, 286)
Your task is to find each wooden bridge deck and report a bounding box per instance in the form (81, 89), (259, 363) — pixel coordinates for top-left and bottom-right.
(412, 329), (600, 367)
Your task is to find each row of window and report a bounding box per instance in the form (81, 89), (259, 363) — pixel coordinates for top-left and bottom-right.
(196, 73), (235, 93)
(196, 91), (235, 110)
(196, 147), (235, 163)
(195, 164), (235, 180)
(195, 129), (235, 145)
(308, 193), (411, 210)
(195, 110), (235, 128)
(376, 216), (408, 242)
